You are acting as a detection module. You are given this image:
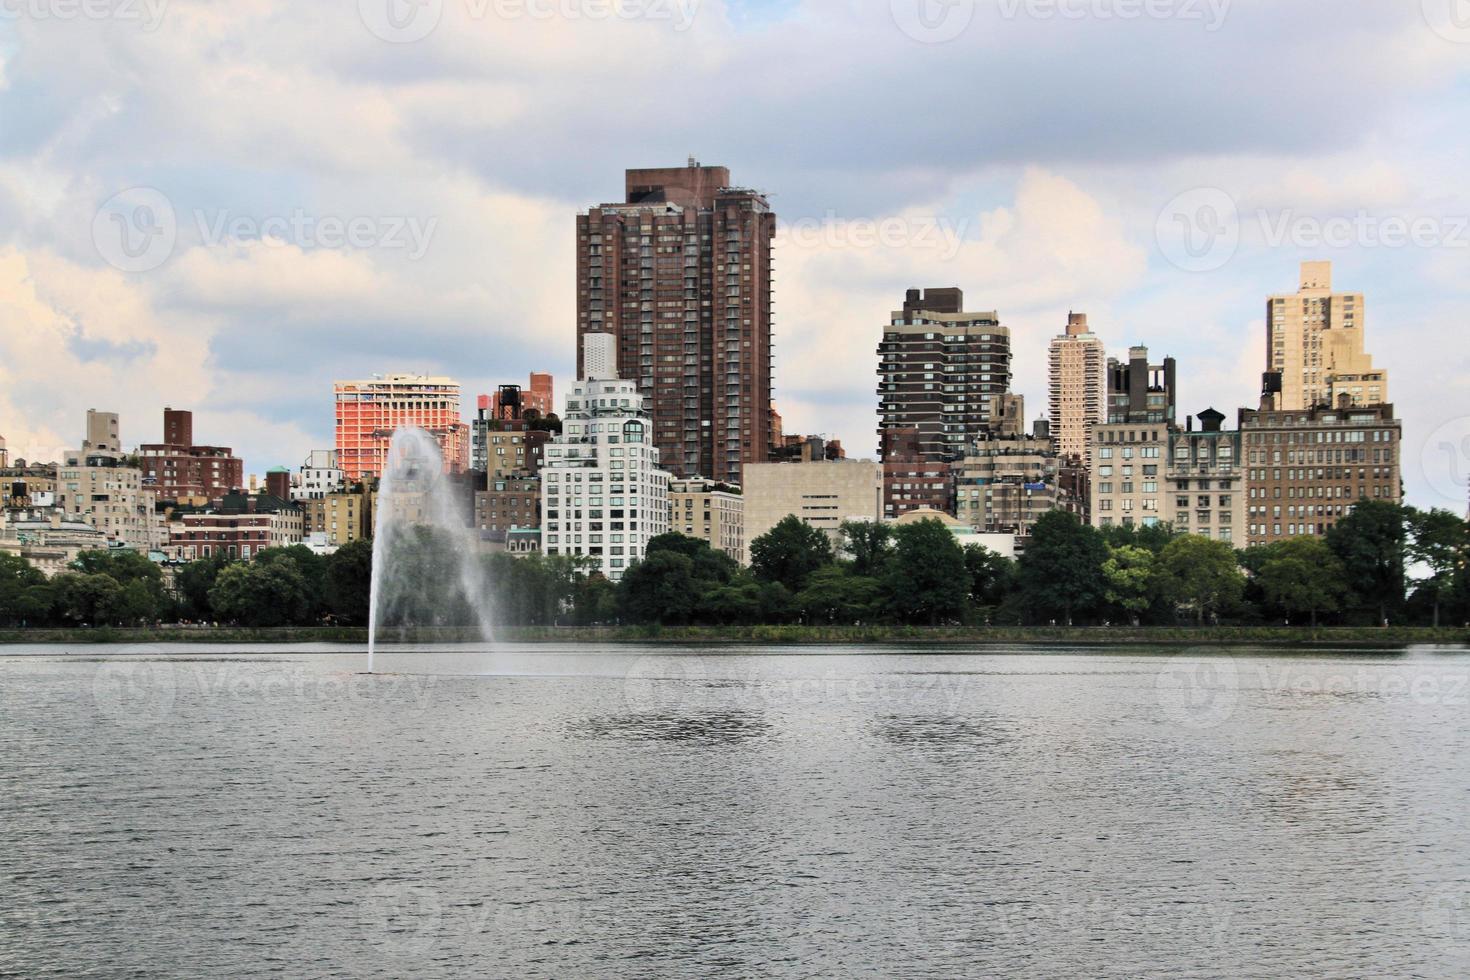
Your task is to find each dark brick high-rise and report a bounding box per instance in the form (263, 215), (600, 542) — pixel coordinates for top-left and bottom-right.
(877, 287), (1012, 463)
(576, 160), (775, 483)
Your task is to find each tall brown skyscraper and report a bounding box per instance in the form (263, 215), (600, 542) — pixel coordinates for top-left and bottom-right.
(576, 159), (775, 484)
(876, 287), (1012, 463)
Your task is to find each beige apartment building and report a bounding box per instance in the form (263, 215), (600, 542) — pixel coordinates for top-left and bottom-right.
(54, 459), (163, 550)
(1167, 409), (1245, 547)
(1048, 312), (1106, 466)
(302, 491), (371, 548)
(742, 461), (883, 547)
(669, 477), (746, 565)
(1268, 261), (1387, 410)
(1089, 422), (1171, 531)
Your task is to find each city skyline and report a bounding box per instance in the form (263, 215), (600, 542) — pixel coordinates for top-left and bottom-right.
(0, 3), (1466, 513)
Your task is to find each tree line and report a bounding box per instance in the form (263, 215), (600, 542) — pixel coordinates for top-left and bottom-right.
(1, 499), (1465, 630)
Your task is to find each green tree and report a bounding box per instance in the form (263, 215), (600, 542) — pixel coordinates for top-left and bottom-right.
(1255, 537), (1346, 627)
(325, 538), (373, 626)
(962, 544), (1015, 613)
(840, 520), (893, 577)
(1153, 535), (1244, 626)
(569, 571), (617, 626)
(646, 532), (740, 584)
(176, 553), (232, 622)
(698, 576), (765, 625)
(70, 549), (169, 621)
(1102, 544), (1155, 625)
(1016, 511), (1108, 625)
(255, 545), (328, 622)
(1327, 500), (1408, 625)
(209, 561), (310, 627)
(617, 551), (699, 625)
(0, 553), (49, 626)
(883, 519), (968, 625)
(797, 567), (883, 624)
(1407, 508), (1468, 628)
(749, 516), (833, 593)
(52, 572), (125, 625)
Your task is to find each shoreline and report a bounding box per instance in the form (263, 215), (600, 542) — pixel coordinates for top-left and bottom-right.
(1, 625), (1467, 648)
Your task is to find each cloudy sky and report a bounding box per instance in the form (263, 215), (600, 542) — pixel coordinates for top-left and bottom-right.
(1, 0), (1468, 510)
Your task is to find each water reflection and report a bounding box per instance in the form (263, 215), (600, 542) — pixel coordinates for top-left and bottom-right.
(571, 711), (772, 744)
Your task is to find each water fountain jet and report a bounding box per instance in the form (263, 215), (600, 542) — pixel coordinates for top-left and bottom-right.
(367, 427), (494, 672)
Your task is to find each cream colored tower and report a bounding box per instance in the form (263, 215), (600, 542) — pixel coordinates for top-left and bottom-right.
(1047, 313), (1106, 465)
(1267, 261), (1387, 410)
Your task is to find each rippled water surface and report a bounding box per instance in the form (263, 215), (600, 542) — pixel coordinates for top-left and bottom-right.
(4, 642), (1470, 978)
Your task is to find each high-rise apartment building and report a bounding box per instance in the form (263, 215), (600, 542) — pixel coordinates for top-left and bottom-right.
(576, 160), (774, 484)
(1089, 345), (1177, 531)
(877, 287), (1012, 463)
(540, 334), (671, 581)
(880, 427), (953, 520)
(955, 421), (1077, 539)
(1267, 261), (1387, 410)
(1048, 312), (1106, 465)
(334, 374), (470, 482)
(1240, 384), (1401, 546)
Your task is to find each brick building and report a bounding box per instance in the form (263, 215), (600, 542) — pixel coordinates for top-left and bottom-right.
(576, 160), (775, 484)
(877, 287), (1012, 463)
(137, 408), (244, 503)
(1240, 386), (1401, 546)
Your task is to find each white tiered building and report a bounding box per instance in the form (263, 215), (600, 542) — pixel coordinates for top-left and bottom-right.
(540, 334), (670, 581)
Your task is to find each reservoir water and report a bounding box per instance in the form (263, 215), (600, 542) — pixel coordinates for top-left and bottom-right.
(3, 643), (1469, 978)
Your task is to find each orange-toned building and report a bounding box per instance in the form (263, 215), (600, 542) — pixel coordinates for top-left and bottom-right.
(334, 374), (470, 481)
